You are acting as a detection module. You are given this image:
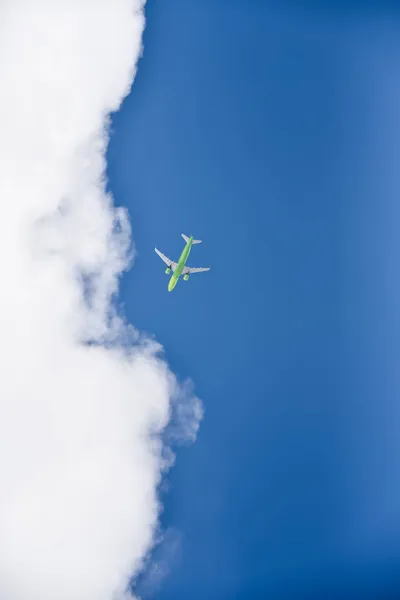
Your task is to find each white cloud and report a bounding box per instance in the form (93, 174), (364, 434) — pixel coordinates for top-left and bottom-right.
(0, 1), (201, 599)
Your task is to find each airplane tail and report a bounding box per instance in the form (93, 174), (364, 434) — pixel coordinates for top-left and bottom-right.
(182, 233), (202, 244)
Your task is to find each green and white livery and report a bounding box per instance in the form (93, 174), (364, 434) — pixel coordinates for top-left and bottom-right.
(155, 234), (211, 292)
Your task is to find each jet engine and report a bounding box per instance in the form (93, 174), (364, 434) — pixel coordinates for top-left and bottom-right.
(165, 267), (171, 274)
(183, 274), (189, 281)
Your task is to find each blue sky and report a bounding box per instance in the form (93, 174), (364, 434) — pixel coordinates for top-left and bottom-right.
(107, 1), (400, 598)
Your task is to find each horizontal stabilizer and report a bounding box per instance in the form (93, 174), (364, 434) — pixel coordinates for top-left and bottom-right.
(182, 233), (202, 244)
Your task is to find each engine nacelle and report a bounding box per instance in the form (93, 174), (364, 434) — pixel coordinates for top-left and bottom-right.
(183, 274), (189, 281)
(165, 267), (171, 274)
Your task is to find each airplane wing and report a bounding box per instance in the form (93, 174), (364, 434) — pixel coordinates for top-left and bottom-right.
(182, 265), (211, 275)
(155, 247), (178, 271)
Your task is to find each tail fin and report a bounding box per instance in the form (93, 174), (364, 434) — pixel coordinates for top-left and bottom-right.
(182, 233), (202, 244)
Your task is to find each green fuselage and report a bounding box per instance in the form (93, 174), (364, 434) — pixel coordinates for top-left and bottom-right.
(168, 236), (193, 291)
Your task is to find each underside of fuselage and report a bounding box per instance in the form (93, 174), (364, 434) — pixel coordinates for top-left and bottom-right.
(168, 275), (178, 292)
(167, 239), (192, 291)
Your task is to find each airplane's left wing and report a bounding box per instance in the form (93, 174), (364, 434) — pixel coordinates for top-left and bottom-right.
(155, 247), (178, 271)
(183, 265), (211, 274)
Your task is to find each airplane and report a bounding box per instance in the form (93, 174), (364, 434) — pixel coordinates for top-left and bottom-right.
(155, 234), (210, 292)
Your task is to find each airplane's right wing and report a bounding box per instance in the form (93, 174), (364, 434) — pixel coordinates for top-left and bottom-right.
(183, 266), (211, 274)
(155, 247), (178, 271)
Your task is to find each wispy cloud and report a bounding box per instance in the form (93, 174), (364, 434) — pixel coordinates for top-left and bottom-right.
(0, 2), (201, 599)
